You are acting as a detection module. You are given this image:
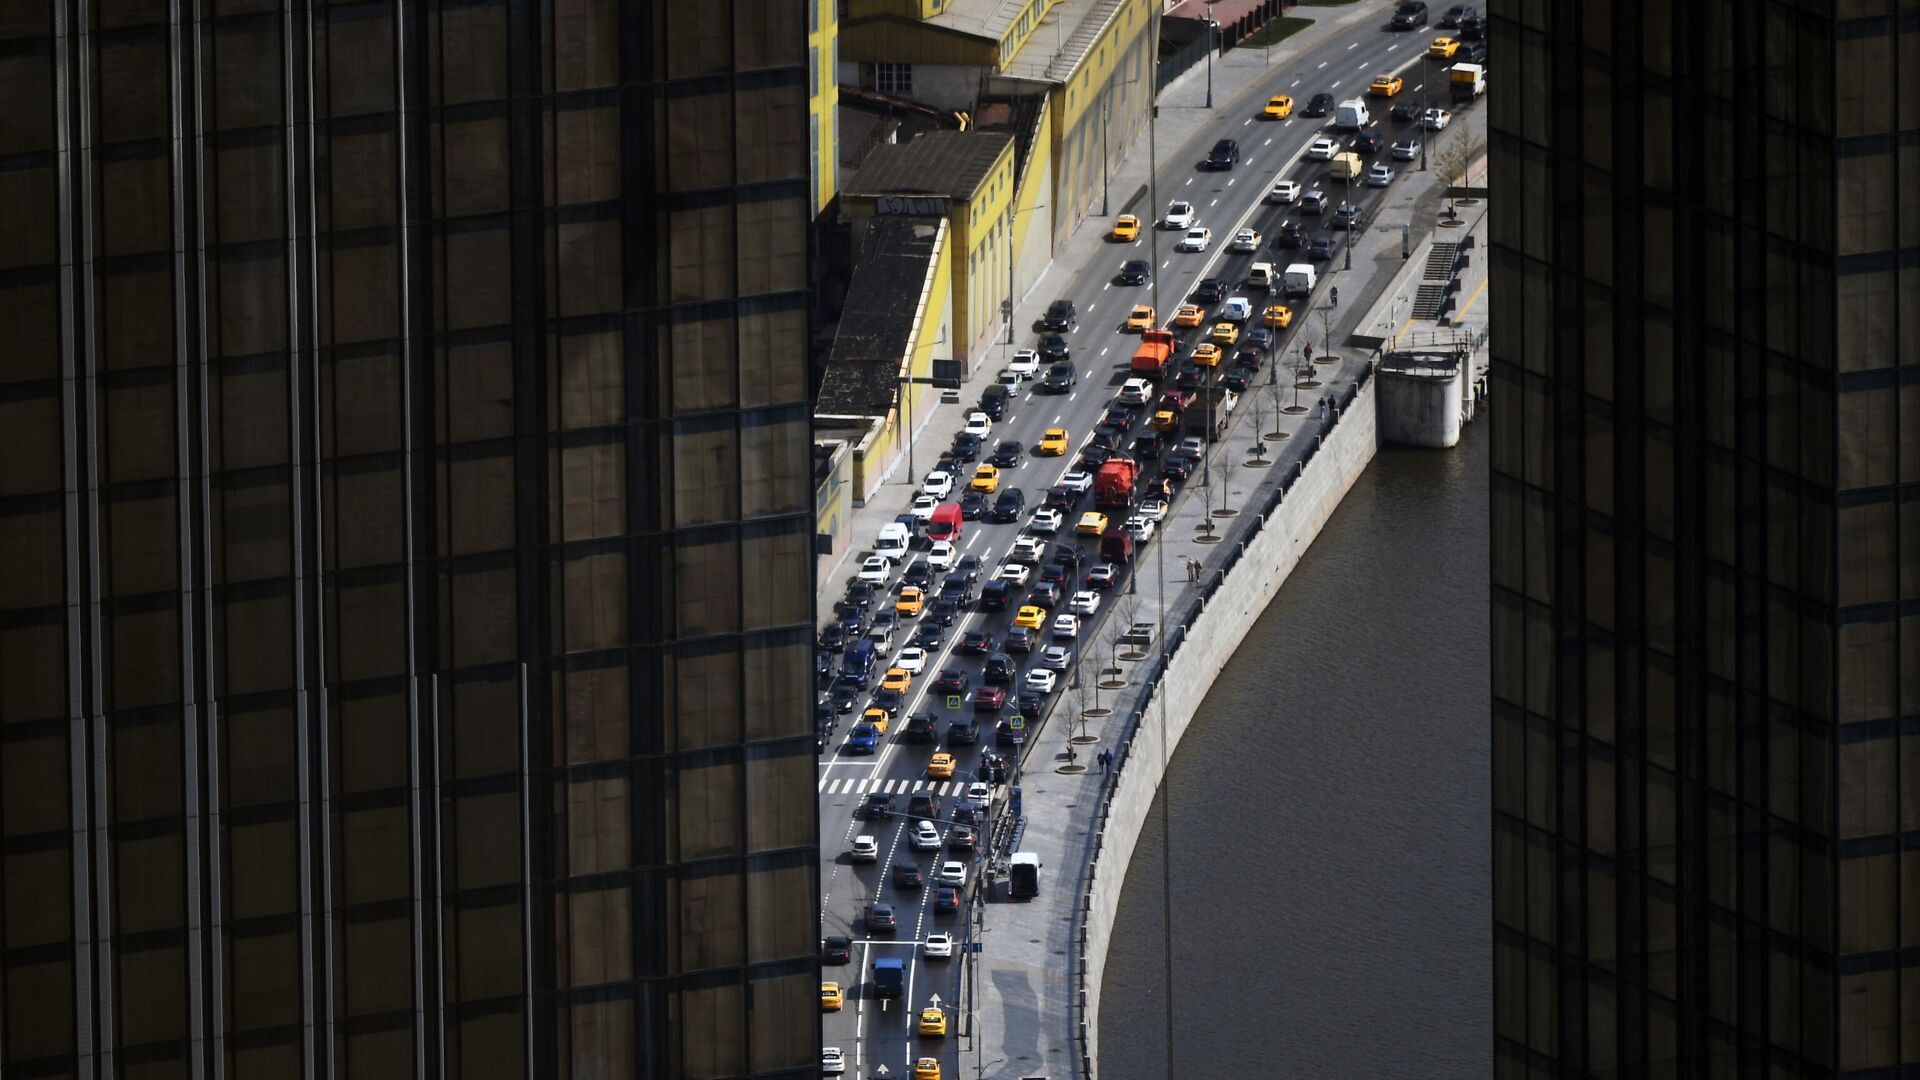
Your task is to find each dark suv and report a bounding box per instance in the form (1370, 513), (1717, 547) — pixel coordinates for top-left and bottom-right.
(991, 488), (1027, 523)
(1205, 138), (1241, 169)
(1304, 92), (1335, 116)
(979, 384), (1010, 420)
(1389, 0), (1428, 28)
(1038, 362), (1076, 394)
(1042, 299), (1078, 332)
(861, 792), (894, 820)
(868, 902), (898, 934)
(1118, 259), (1151, 286)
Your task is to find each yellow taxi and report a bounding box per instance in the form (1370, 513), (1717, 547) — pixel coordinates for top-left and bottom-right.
(914, 1058), (942, 1080)
(970, 464), (1000, 493)
(928, 752), (956, 780)
(822, 982), (844, 1011)
(1151, 408), (1180, 433)
(919, 1007), (948, 1037)
(1076, 511), (1110, 537)
(1173, 303), (1205, 328)
(1124, 304), (1156, 331)
(882, 666), (912, 692)
(1428, 35), (1459, 59)
(1369, 73), (1404, 97)
(1190, 343), (1222, 368)
(1263, 304), (1294, 329)
(1262, 94), (1293, 119)
(896, 588), (925, 618)
(1037, 427), (1070, 455)
(862, 707), (891, 734)
(1014, 604), (1047, 629)
(1209, 322), (1240, 347)
(1111, 214), (1141, 242)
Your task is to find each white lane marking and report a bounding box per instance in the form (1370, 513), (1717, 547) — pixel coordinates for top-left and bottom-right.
(1264, 138), (1273, 146)
(1052, 414), (1063, 423)
(963, 531), (980, 549)
(1317, 61), (1327, 69)
(1291, 79), (1300, 87)
(1330, 80), (1341, 89)
(1242, 118), (1252, 126)
(1348, 41), (1358, 49)
(1103, 281), (1112, 290)
(1161, 260), (1170, 268)
(1414, 83), (1424, 92)
(1100, 346), (1110, 356)
(1209, 198), (1217, 207)
(1387, 43), (1398, 50)
(1184, 177), (1194, 185)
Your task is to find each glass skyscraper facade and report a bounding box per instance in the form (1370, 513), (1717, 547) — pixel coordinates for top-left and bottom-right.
(1490, 1), (1919, 1075)
(0, 2), (819, 1076)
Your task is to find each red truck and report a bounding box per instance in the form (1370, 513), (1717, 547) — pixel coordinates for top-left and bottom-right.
(1130, 329), (1176, 380)
(928, 503), (963, 542)
(1094, 456), (1141, 511)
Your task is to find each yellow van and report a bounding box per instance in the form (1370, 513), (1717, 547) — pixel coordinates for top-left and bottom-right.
(1329, 152), (1365, 182)
(1247, 261), (1275, 290)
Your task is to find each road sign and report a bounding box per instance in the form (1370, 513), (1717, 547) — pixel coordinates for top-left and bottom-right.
(946, 694), (962, 710)
(966, 942), (984, 953)
(1008, 713), (1024, 730)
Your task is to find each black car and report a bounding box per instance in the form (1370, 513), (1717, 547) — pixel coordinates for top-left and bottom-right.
(1079, 444), (1113, 468)
(1038, 363), (1076, 395)
(831, 599), (864, 625)
(911, 621), (946, 648)
(1457, 13), (1486, 40)
(1042, 299), (1078, 332)
(1173, 367), (1207, 392)
(831, 676), (864, 714)
(1103, 406), (1134, 434)
(1192, 277), (1227, 303)
(1090, 424), (1123, 450)
(984, 652), (1015, 684)
(901, 561), (935, 589)
(1004, 626), (1035, 653)
(1038, 335), (1071, 362)
(1234, 349), (1264, 370)
(957, 629), (993, 655)
(954, 555), (982, 578)
(1352, 130), (1383, 155)
(893, 861), (924, 889)
(979, 580), (1012, 612)
(868, 902), (898, 934)
(872, 687), (903, 716)
(1037, 562), (1069, 587)
(927, 598), (959, 627)
(1051, 545), (1083, 571)
(1390, 97), (1425, 122)
(1204, 138), (1240, 169)
(823, 934), (853, 964)
(979, 384), (1010, 420)
(861, 792), (894, 819)
(1439, 2), (1474, 25)
(1016, 691), (1043, 715)
(952, 803), (982, 828)
(1132, 431), (1164, 458)
(995, 719), (1028, 747)
(1389, 0), (1428, 28)
(1118, 259), (1151, 286)
(1458, 36), (1487, 60)
(1222, 371), (1251, 393)
(1333, 203), (1364, 229)
(947, 718), (980, 745)
(1045, 485), (1077, 511)
(1304, 92), (1335, 116)
(1161, 456), (1193, 482)
(1275, 220), (1306, 248)
(902, 714), (940, 743)
(933, 668), (969, 695)
(933, 886), (961, 914)
(1308, 238), (1335, 261)
(938, 577), (975, 607)
(951, 432), (982, 461)
(816, 649), (835, 682)
(990, 488), (1026, 523)
(844, 580), (876, 607)
(816, 702), (836, 731)
(1245, 328), (1274, 351)
(818, 622), (846, 651)
(959, 490), (990, 520)
(988, 440), (1025, 468)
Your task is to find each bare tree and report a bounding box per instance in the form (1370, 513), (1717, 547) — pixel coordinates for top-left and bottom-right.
(1433, 131), (1487, 213)
(1214, 448), (1237, 515)
(1112, 592), (1143, 661)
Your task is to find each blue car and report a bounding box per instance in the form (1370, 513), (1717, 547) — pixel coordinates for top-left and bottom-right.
(847, 722), (880, 754)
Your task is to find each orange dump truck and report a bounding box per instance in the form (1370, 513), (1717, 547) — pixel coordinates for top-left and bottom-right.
(1130, 328), (1176, 380)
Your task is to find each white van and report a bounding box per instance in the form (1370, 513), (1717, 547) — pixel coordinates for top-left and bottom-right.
(1221, 296), (1253, 323)
(874, 522), (910, 563)
(1282, 263), (1316, 298)
(1246, 262), (1275, 290)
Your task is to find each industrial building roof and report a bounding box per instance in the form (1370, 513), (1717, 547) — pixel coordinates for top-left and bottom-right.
(841, 130), (1014, 202)
(817, 216), (947, 418)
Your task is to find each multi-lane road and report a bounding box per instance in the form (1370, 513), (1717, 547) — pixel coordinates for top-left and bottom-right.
(816, 11), (1479, 1079)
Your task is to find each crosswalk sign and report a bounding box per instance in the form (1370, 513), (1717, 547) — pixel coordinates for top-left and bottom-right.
(1008, 713), (1025, 731)
(946, 694), (962, 710)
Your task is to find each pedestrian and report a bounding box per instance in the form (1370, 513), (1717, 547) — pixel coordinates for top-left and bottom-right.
(1331, 286), (1339, 308)
(1099, 750), (1111, 774)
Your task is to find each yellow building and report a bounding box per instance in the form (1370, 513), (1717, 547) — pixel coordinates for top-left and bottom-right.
(815, 216), (955, 503)
(840, 132), (1015, 371)
(810, 0), (841, 214)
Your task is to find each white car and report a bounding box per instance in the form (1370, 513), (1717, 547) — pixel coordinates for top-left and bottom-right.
(911, 492), (940, 522)
(1366, 163), (1393, 187)
(1051, 613), (1080, 639)
(1230, 228), (1260, 253)
(936, 860), (967, 887)
(1068, 590), (1102, 615)
(1267, 179), (1301, 204)
(1009, 349), (1041, 378)
(924, 933), (955, 959)
(1031, 508), (1063, 534)
(928, 540), (957, 571)
(1422, 107), (1452, 130)
(857, 556), (891, 584)
(823, 1048), (846, 1075)
(1026, 668), (1058, 694)
(1138, 497), (1169, 522)
(996, 563), (1032, 586)
(911, 819), (942, 850)
(1177, 227), (1212, 252)
(923, 470), (954, 499)
(964, 412), (992, 437)
(1009, 536), (1047, 564)
(1118, 378), (1153, 405)
(896, 646), (929, 674)
(1305, 136), (1339, 161)
(1162, 200), (1196, 229)
(1123, 516), (1156, 541)
(965, 782), (992, 803)
(851, 835), (880, 861)
(1390, 139), (1419, 161)
(1061, 470), (1094, 494)
(1085, 564), (1118, 589)
(1038, 644), (1072, 670)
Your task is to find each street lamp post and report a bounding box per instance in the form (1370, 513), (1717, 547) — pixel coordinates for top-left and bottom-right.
(1203, 8), (1216, 108)
(1419, 55), (1430, 171)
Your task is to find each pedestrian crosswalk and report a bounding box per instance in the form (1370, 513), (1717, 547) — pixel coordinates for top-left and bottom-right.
(823, 777), (972, 796)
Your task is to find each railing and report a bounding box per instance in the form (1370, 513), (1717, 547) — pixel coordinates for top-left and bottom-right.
(1065, 365), (1371, 1080)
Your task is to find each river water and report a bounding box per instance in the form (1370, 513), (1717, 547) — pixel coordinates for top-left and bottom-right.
(1097, 425), (1490, 1079)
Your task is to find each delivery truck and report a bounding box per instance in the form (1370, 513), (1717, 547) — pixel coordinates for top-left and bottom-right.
(873, 956), (905, 997)
(1181, 386), (1238, 441)
(1130, 328), (1177, 380)
(1332, 97), (1372, 131)
(1449, 63), (1485, 101)
(1094, 456), (1141, 510)
(1282, 263), (1316, 299)
(927, 503), (963, 542)
(1008, 853), (1042, 898)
